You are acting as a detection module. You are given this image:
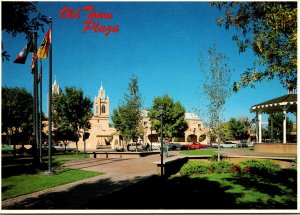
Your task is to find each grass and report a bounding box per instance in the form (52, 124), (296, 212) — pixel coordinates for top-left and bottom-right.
(180, 149), (217, 156)
(43, 153), (89, 165)
(187, 171), (297, 208)
(52, 153), (88, 159)
(2, 168), (102, 200)
(86, 168), (297, 209)
(2, 153), (102, 200)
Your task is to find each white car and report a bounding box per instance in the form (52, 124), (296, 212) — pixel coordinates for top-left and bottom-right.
(150, 142), (162, 150)
(53, 143), (76, 152)
(127, 143), (144, 152)
(210, 143), (219, 148)
(219, 141), (237, 148)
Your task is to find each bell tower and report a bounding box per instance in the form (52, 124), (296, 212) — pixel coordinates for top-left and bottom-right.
(94, 83), (109, 117)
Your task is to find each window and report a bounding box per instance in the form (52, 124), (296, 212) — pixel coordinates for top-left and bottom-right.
(101, 105), (106, 114)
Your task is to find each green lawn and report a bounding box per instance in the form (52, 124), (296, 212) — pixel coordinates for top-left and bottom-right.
(184, 171), (297, 208)
(2, 168), (102, 200)
(52, 153), (88, 159)
(180, 149), (217, 156)
(87, 168), (297, 209)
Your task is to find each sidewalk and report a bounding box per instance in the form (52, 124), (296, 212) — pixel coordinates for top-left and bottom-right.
(2, 152), (177, 209)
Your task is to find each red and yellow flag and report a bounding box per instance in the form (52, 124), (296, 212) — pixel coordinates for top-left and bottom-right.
(37, 29), (51, 59)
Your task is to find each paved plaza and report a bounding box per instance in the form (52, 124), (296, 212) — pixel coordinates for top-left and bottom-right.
(2, 152), (178, 209)
(2, 149), (296, 210)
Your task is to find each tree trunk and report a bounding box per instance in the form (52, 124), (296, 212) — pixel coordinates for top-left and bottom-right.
(75, 141), (78, 155)
(135, 141), (138, 152)
(64, 143), (67, 154)
(217, 144), (220, 161)
(217, 136), (221, 161)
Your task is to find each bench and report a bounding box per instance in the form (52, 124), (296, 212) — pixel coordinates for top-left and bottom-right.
(86, 151), (160, 159)
(153, 156), (188, 176)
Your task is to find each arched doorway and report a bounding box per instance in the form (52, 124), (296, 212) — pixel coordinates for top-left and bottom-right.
(187, 134), (197, 143)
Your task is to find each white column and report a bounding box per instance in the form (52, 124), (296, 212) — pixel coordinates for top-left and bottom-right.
(258, 113), (262, 143)
(283, 110), (287, 144)
(270, 117), (274, 143)
(255, 113), (259, 143)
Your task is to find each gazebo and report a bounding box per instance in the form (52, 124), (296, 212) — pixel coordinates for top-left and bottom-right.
(250, 92), (297, 144)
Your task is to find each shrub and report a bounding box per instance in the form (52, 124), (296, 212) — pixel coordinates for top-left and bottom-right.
(230, 164), (252, 175)
(179, 160), (235, 176)
(238, 160), (281, 175)
(180, 161), (211, 176)
(210, 153), (226, 161)
(230, 164), (242, 174)
(211, 160), (234, 173)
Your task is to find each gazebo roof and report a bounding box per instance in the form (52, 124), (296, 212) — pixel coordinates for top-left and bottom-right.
(250, 93), (297, 114)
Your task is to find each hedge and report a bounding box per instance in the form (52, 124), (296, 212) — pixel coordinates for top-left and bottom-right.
(179, 159), (282, 176)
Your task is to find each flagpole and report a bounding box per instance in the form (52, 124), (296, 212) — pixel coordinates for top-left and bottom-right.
(39, 60), (43, 164)
(33, 32), (39, 167)
(32, 34), (36, 165)
(47, 17), (53, 174)
(36, 57), (40, 166)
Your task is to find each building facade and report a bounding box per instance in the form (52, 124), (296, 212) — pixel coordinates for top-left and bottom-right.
(140, 111), (208, 146)
(76, 84), (117, 151)
(54, 81), (208, 151)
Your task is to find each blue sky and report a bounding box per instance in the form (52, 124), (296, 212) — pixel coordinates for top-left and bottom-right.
(1, 1), (292, 124)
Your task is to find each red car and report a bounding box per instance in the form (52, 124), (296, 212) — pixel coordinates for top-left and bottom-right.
(186, 142), (208, 150)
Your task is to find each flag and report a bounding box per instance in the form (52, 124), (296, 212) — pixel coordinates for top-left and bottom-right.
(31, 53), (37, 74)
(38, 61), (42, 83)
(13, 40), (33, 64)
(37, 29), (51, 59)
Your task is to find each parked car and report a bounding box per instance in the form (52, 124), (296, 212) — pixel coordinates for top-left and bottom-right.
(27, 145), (57, 155)
(53, 143), (77, 153)
(115, 146), (126, 152)
(247, 142), (254, 147)
(186, 142), (208, 150)
(167, 142), (182, 151)
(236, 140), (248, 148)
(150, 142), (162, 150)
(210, 143), (219, 148)
(127, 143), (144, 152)
(219, 141), (237, 148)
(2, 144), (13, 154)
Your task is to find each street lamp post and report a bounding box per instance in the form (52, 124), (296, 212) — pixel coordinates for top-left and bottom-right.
(159, 105), (165, 177)
(150, 128), (152, 151)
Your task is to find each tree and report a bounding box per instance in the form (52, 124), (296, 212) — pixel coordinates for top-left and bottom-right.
(52, 86), (93, 154)
(53, 124), (78, 153)
(111, 77), (143, 150)
(200, 45), (232, 160)
(2, 2), (48, 61)
(267, 112), (293, 142)
(219, 122), (233, 141)
(2, 86), (33, 155)
(240, 117), (254, 142)
(211, 2), (297, 91)
(148, 95), (188, 141)
(228, 118), (247, 140)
